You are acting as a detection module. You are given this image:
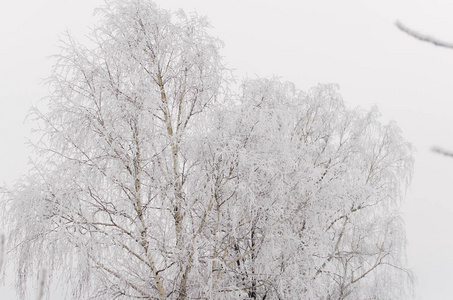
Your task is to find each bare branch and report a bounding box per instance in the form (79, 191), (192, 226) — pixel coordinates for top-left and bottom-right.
(396, 20), (453, 49)
(432, 146), (453, 157)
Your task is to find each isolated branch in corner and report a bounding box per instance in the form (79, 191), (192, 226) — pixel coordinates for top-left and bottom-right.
(432, 147), (453, 157)
(395, 20), (453, 49)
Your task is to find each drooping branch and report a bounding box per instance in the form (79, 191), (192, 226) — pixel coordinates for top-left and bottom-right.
(396, 21), (453, 49)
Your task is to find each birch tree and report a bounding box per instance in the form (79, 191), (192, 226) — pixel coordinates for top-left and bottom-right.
(216, 79), (413, 299)
(1, 1), (413, 299)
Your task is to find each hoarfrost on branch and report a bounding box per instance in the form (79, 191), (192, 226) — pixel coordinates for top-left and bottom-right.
(1, 1), (414, 299)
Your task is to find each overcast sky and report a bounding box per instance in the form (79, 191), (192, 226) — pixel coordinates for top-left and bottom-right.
(1, 0), (453, 299)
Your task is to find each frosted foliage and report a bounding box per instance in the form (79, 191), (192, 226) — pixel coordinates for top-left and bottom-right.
(1, 1), (413, 299)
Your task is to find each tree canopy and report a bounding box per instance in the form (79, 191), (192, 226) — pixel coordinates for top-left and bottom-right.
(1, 1), (413, 299)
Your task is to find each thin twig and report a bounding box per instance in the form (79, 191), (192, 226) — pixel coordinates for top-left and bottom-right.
(396, 21), (453, 49)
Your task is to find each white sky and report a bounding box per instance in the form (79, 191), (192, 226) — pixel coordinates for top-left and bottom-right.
(1, 0), (453, 299)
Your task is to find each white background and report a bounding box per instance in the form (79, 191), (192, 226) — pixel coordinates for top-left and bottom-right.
(1, 0), (453, 299)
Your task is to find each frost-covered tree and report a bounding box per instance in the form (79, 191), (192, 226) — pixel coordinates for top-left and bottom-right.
(217, 80), (413, 299)
(1, 1), (413, 299)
